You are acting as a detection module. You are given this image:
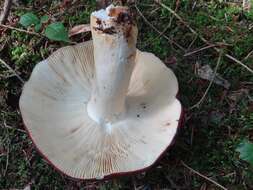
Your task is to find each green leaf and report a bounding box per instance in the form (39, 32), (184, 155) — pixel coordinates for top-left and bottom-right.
(34, 23), (42, 32)
(236, 140), (253, 166)
(40, 15), (49, 23)
(19, 13), (40, 28)
(44, 22), (69, 42)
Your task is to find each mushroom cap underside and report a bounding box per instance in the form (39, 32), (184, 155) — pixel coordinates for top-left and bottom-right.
(19, 40), (182, 179)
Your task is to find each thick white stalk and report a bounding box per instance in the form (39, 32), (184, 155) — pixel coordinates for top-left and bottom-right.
(87, 5), (138, 124)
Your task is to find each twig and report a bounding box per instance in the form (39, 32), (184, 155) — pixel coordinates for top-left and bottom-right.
(0, 0), (12, 24)
(187, 34), (198, 50)
(184, 44), (217, 57)
(0, 24), (77, 45)
(0, 58), (25, 83)
(154, 1), (199, 36)
(154, 0), (253, 74)
(243, 49), (253, 61)
(190, 52), (223, 109)
(131, 176), (138, 190)
(3, 123), (26, 133)
(225, 54), (253, 73)
(0, 73), (16, 79)
(3, 145), (9, 177)
(11, 6), (33, 11)
(0, 23), (42, 37)
(135, 3), (185, 52)
(181, 161), (228, 190)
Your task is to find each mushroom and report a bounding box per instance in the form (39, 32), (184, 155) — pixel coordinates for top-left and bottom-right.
(19, 5), (182, 180)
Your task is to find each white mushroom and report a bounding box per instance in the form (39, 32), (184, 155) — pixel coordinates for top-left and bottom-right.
(19, 5), (182, 180)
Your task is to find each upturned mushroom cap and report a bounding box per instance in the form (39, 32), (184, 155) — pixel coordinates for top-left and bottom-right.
(19, 5), (182, 180)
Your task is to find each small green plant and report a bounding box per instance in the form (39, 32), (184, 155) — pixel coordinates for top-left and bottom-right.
(19, 13), (40, 29)
(19, 13), (69, 42)
(44, 22), (69, 42)
(236, 139), (253, 166)
(236, 112), (253, 167)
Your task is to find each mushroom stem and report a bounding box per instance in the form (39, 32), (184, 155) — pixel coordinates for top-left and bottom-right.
(87, 5), (138, 124)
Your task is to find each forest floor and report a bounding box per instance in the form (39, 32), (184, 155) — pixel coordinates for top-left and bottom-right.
(0, 0), (253, 189)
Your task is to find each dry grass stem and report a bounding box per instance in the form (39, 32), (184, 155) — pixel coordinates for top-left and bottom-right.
(0, 58), (25, 83)
(154, 0), (253, 74)
(181, 161), (228, 190)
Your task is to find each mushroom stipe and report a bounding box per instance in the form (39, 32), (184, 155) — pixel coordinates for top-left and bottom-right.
(19, 5), (182, 180)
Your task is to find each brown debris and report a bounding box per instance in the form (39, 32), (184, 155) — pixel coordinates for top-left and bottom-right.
(0, 0), (12, 24)
(108, 7), (128, 17)
(93, 26), (116, 34)
(116, 11), (133, 25)
(96, 18), (102, 25)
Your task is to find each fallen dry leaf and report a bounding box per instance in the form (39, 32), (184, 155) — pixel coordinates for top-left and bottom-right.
(243, 0), (251, 12)
(23, 185), (31, 190)
(197, 64), (231, 89)
(68, 24), (90, 37)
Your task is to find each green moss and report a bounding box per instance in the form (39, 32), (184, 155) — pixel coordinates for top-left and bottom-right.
(67, 0), (96, 25)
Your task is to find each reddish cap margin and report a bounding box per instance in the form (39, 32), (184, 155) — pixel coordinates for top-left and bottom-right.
(20, 95), (184, 182)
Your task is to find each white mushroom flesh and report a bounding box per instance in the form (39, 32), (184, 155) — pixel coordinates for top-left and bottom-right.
(19, 5), (182, 179)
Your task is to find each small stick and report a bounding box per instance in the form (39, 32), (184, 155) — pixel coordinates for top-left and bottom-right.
(0, 73), (16, 78)
(184, 44), (217, 57)
(225, 54), (253, 73)
(3, 123), (26, 133)
(181, 161), (228, 190)
(3, 146), (9, 177)
(0, 24), (77, 45)
(0, 23), (42, 37)
(0, 0), (12, 24)
(243, 49), (253, 61)
(154, 0), (253, 74)
(187, 35), (198, 50)
(0, 58), (25, 83)
(190, 52), (223, 109)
